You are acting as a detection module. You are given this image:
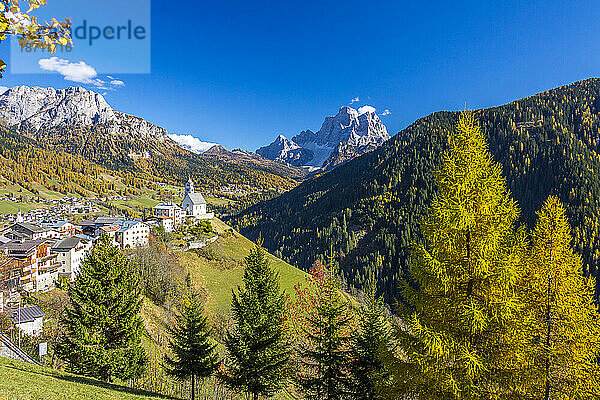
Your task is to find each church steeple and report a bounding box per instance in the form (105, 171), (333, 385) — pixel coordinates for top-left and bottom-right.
(185, 177), (195, 195)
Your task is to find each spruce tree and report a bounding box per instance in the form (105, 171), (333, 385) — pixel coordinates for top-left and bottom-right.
(56, 234), (147, 382)
(219, 244), (290, 400)
(522, 196), (600, 399)
(164, 275), (218, 400)
(296, 262), (354, 400)
(396, 112), (528, 399)
(349, 284), (392, 400)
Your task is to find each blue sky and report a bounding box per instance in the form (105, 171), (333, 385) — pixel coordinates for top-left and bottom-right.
(0, 0), (599, 151)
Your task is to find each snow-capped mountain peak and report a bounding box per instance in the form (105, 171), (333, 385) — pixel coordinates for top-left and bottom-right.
(168, 133), (217, 153)
(257, 106), (390, 169)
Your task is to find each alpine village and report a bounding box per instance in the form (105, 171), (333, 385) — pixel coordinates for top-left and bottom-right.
(1, 1), (600, 400)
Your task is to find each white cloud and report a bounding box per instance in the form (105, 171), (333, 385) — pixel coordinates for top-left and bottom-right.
(0, 86), (9, 95)
(169, 133), (218, 154)
(38, 58), (126, 92)
(381, 109), (391, 116)
(350, 96), (360, 104)
(358, 105), (376, 115)
(39, 57), (103, 85)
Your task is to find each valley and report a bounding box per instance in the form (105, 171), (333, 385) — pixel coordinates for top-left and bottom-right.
(3, 78), (600, 399)
(1, 1), (598, 399)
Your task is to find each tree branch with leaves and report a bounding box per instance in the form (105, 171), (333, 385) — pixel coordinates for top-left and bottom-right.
(0, 0), (71, 76)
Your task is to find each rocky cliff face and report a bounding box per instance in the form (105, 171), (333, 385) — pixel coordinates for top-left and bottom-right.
(0, 85), (170, 141)
(256, 135), (314, 165)
(257, 106), (390, 169)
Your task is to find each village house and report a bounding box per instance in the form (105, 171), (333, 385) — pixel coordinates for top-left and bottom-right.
(99, 224), (120, 245)
(3, 222), (59, 241)
(78, 220), (98, 238)
(94, 217), (122, 230)
(76, 217), (150, 249)
(154, 216), (174, 233)
(0, 239), (58, 292)
(153, 202), (184, 228)
(8, 305), (45, 337)
(115, 220), (150, 248)
(40, 220), (76, 238)
(0, 256), (19, 293)
(51, 236), (93, 280)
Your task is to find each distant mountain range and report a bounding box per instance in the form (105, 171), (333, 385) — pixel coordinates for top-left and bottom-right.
(0, 86), (388, 178)
(0, 85), (305, 192)
(257, 106), (390, 170)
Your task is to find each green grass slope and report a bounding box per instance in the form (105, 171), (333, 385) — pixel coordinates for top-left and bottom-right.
(178, 218), (307, 316)
(134, 218), (306, 397)
(0, 357), (170, 400)
(20, 218), (306, 399)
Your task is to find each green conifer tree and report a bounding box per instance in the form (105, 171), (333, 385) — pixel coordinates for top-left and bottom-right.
(522, 196), (600, 399)
(164, 275), (218, 400)
(296, 262), (354, 400)
(396, 112), (528, 399)
(349, 283), (392, 400)
(56, 234), (147, 382)
(219, 244), (290, 400)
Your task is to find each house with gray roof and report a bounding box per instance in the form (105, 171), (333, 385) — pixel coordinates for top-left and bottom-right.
(51, 236), (92, 280)
(3, 222), (58, 241)
(153, 202), (183, 228)
(8, 306), (45, 337)
(114, 220), (149, 248)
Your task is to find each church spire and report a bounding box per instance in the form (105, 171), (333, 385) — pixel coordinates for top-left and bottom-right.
(185, 177), (195, 195)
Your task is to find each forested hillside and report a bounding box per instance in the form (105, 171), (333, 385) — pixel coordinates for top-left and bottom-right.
(0, 126), (123, 196)
(0, 123), (299, 200)
(231, 78), (600, 303)
(27, 124), (301, 191)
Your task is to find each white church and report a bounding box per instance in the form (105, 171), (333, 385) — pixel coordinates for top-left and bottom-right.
(181, 178), (214, 220)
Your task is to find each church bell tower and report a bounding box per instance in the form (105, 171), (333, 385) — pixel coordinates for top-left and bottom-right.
(185, 177), (195, 195)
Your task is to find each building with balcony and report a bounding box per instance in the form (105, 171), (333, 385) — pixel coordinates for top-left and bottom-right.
(51, 236), (92, 281)
(0, 239), (57, 292)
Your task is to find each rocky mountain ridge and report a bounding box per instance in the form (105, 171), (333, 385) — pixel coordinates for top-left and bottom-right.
(0, 85), (305, 185)
(0, 86), (170, 141)
(257, 106), (390, 169)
